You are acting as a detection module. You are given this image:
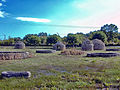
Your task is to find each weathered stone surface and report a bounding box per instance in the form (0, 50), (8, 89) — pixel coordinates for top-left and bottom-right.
(0, 51), (33, 60)
(36, 50), (56, 53)
(87, 53), (120, 57)
(92, 39), (105, 50)
(1, 71), (31, 78)
(81, 39), (94, 51)
(106, 49), (120, 51)
(14, 41), (25, 49)
(53, 42), (66, 51)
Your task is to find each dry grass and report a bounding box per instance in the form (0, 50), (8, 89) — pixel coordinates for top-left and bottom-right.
(60, 49), (85, 55)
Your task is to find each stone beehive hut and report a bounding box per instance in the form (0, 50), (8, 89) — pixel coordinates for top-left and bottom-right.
(53, 42), (66, 51)
(14, 41), (25, 49)
(92, 39), (105, 50)
(81, 39), (93, 51)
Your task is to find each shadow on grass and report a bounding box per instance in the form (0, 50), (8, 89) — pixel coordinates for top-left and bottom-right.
(0, 75), (3, 79)
(30, 48), (53, 49)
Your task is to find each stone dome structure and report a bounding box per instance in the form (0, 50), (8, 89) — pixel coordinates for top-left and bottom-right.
(92, 39), (105, 50)
(53, 42), (66, 51)
(14, 41), (25, 49)
(81, 39), (93, 51)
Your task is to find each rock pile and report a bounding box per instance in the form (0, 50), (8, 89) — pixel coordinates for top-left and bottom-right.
(14, 41), (25, 49)
(81, 39), (105, 51)
(0, 52), (33, 60)
(92, 39), (105, 50)
(53, 42), (66, 51)
(81, 39), (94, 51)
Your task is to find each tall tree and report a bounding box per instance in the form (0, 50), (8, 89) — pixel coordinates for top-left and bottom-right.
(66, 33), (80, 46)
(47, 34), (61, 45)
(100, 24), (118, 41)
(89, 31), (107, 42)
(38, 32), (47, 45)
(23, 34), (41, 46)
(38, 32), (47, 37)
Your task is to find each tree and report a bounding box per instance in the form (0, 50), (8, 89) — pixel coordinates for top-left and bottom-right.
(66, 33), (80, 46)
(89, 31), (107, 42)
(2, 38), (15, 46)
(100, 24), (118, 41)
(40, 36), (47, 45)
(47, 34), (61, 45)
(62, 36), (67, 45)
(8, 38), (15, 45)
(76, 33), (86, 45)
(38, 32), (47, 45)
(23, 34), (41, 46)
(38, 32), (47, 37)
(14, 37), (22, 42)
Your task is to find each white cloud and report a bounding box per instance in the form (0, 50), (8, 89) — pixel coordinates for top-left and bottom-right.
(16, 17), (51, 23)
(0, 11), (5, 18)
(0, 0), (7, 18)
(1, 0), (6, 2)
(61, 0), (120, 33)
(0, 3), (2, 6)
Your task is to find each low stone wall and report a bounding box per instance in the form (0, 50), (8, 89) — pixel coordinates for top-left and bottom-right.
(87, 53), (120, 57)
(36, 50), (56, 53)
(0, 51), (33, 60)
(106, 49), (120, 51)
(1, 71), (31, 78)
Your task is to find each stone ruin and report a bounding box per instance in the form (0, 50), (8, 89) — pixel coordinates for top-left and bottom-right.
(1, 71), (31, 78)
(36, 50), (56, 53)
(92, 39), (105, 50)
(81, 39), (94, 51)
(87, 53), (120, 57)
(53, 42), (66, 51)
(81, 39), (106, 51)
(0, 51), (33, 60)
(14, 41), (25, 49)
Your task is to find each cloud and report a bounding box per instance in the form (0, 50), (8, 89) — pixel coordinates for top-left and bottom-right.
(0, 3), (2, 6)
(1, 0), (6, 2)
(61, 0), (120, 33)
(16, 17), (51, 23)
(0, 0), (7, 18)
(0, 11), (5, 17)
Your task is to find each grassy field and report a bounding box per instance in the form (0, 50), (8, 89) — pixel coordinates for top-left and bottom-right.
(0, 46), (119, 89)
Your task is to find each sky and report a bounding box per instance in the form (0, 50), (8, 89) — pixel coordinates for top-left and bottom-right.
(0, 0), (120, 39)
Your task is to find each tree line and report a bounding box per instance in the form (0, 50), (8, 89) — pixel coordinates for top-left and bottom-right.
(0, 24), (120, 46)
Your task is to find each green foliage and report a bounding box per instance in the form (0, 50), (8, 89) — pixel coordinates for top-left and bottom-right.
(89, 31), (107, 42)
(38, 32), (48, 45)
(66, 33), (85, 46)
(62, 36), (67, 45)
(47, 34), (61, 45)
(76, 33), (86, 45)
(14, 37), (22, 42)
(38, 32), (47, 37)
(100, 24), (118, 41)
(67, 33), (79, 46)
(40, 36), (47, 45)
(2, 38), (15, 46)
(23, 34), (41, 46)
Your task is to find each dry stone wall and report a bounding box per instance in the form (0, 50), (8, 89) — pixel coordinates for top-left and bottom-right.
(0, 52), (33, 60)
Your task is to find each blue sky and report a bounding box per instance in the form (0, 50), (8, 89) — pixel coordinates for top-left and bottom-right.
(0, 0), (120, 39)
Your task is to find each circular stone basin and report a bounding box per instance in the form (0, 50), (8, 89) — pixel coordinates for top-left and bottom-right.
(0, 51), (33, 60)
(36, 50), (56, 53)
(106, 49), (120, 51)
(87, 53), (120, 57)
